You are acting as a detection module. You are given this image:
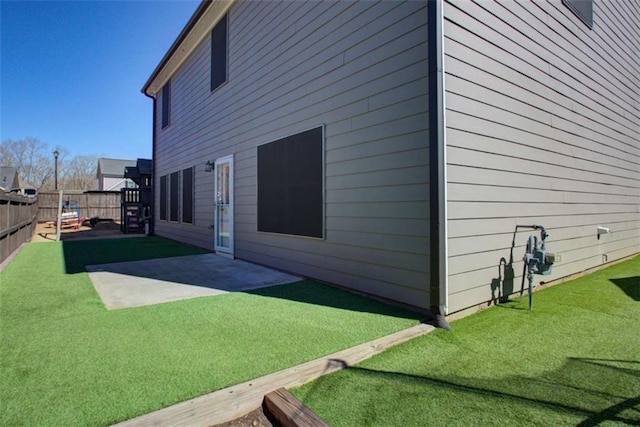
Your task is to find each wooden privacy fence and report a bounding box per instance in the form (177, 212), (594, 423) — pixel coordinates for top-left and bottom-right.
(0, 193), (37, 265)
(37, 191), (121, 222)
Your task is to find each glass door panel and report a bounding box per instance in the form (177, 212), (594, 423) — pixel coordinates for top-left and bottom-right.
(214, 155), (233, 255)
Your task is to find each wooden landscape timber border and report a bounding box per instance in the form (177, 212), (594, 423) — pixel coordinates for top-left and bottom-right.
(37, 190), (121, 222)
(114, 323), (434, 427)
(263, 388), (330, 427)
(0, 193), (37, 267)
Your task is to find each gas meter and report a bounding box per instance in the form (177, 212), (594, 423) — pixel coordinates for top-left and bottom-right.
(518, 225), (556, 310)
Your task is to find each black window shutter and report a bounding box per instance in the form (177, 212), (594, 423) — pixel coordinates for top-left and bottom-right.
(211, 14), (228, 91)
(258, 127), (323, 238)
(182, 167), (193, 224)
(159, 175), (167, 220)
(170, 171), (179, 222)
(161, 80), (170, 128)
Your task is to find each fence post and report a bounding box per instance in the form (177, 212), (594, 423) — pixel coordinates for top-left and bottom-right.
(56, 190), (63, 242)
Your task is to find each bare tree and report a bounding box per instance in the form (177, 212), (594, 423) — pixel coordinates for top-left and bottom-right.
(62, 154), (98, 190)
(0, 137), (61, 189)
(1, 138), (100, 191)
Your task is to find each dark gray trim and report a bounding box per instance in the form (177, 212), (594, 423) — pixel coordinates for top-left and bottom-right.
(428, 0), (440, 312)
(427, 0), (449, 324)
(148, 95), (157, 234)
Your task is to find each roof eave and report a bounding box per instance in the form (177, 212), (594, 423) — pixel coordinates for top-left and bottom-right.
(141, 0), (234, 98)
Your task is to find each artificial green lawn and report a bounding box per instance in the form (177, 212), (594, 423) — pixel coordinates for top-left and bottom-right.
(0, 237), (420, 426)
(293, 256), (640, 426)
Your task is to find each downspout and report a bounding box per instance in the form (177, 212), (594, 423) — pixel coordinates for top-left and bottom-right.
(143, 91), (157, 236)
(428, 0), (450, 329)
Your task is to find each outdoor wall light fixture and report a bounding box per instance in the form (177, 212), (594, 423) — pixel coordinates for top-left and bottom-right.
(205, 160), (214, 172)
(597, 226), (611, 240)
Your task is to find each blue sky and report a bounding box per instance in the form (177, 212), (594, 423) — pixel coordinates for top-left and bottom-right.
(1, 0), (199, 160)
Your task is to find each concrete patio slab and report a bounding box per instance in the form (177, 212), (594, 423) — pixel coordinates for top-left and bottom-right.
(87, 253), (301, 310)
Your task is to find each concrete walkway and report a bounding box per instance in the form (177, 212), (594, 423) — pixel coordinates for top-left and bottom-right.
(87, 254), (300, 310)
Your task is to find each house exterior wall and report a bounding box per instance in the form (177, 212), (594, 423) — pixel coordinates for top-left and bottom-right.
(99, 177), (135, 191)
(443, 0), (640, 313)
(153, 1), (432, 308)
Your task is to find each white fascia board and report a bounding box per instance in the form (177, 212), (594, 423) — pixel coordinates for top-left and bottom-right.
(144, 0), (235, 98)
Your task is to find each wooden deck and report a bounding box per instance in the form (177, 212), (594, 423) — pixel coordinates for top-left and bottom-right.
(113, 323), (434, 427)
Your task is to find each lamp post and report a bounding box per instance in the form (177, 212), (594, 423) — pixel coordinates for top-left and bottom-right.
(53, 150), (59, 190)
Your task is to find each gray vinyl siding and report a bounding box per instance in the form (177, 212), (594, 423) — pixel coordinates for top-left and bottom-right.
(153, 1), (431, 308)
(444, 0), (640, 313)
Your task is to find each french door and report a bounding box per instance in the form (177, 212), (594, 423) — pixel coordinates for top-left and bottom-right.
(214, 155), (233, 255)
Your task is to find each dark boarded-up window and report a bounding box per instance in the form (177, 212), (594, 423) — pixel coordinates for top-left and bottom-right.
(170, 171), (179, 222)
(258, 126), (323, 238)
(159, 175), (167, 220)
(161, 80), (170, 129)
(562, 0), (593, 29)
(211, 14), (228, 92)
(182, 167), (193, 224)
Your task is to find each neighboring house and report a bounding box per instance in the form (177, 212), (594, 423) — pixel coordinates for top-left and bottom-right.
(96, 158), (137, 191)
(0, 167), (20, 192)
(142, 0), (639, 316)
(12, 178), (37, 197)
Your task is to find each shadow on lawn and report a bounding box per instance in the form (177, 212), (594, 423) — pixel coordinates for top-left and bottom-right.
(247, 281), (423, 320)
(61, 237), (422, 320)
(309, 357), (640, 425)
(61, 237), (210, 274)
(610, 277), (640, 301)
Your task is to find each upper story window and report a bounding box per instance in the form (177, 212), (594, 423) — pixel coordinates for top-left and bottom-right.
(562, 0), (593, 29)
(211, 14), (228, 92)
(161, 80), (171, 129)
